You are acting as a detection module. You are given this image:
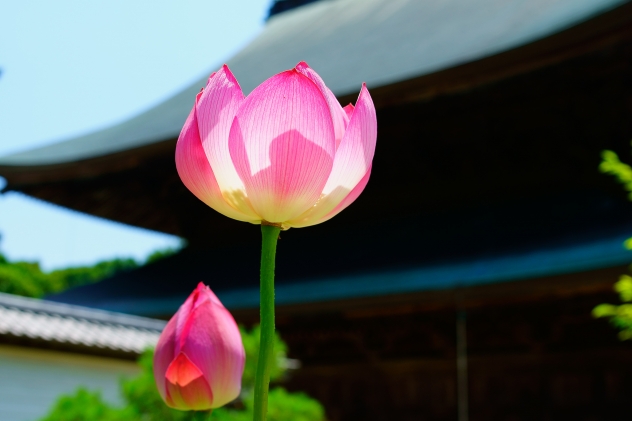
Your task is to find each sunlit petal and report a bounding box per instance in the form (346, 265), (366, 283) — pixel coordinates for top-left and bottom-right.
(175, 96), (259, 223)
(295, 61), (347, 149)
(289, 166), (371, 228)
(197, 66), (257, 218)
(229, 69), (336, 223)
(165, 352), (214, 410)
(287, 85), (376, 226)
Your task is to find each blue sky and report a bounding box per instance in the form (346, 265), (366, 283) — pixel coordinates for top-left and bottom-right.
(0, 0), (270, 270)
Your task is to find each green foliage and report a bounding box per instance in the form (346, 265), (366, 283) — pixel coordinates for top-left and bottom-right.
(0, 256), (48, 297)
(38, 389), (122, 421)
(0, 253), (138, 298)
(241, 324), (288, 388)
(594, 148), (632, 339)
(145, 248), (178, 264)
(614, 274), (632, 301)
(47, 259), (139, 291)
(593, 275), (632, 340)
(599, 150), (632, 199)
(0, 247), (177, 298)
(263, 388), (325, 421)
(37, 326), (325, 421)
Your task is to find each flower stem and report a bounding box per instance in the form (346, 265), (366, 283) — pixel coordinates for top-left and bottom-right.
(253, 224), (281, 421)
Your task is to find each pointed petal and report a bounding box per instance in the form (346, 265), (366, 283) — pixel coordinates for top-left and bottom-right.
(342, 103), (354, 123)
(198, 282), (224, 307)
(165, 352), (214, 410)
(153, 317), (177, 401)
(172, 282), (207, 355)
(229, 69), (336, 223)
(295, 61), (347, 148)
(197, 66), (257, 218)
(289, 166), (371, 228)
(286, 85), (376, 226)
(165, 352), (206, 387)
(180, 295), (245, 408)
(175, 96), (259, 223)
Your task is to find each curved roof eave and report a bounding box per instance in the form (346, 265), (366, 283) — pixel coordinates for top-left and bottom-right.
(48, 228), (632, 316)
(0, 0), (627, 167)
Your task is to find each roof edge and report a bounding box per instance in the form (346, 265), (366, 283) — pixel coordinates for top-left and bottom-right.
(0, 291), (167, 331)
(338, 1), (632, 107)
(70, 232), (632, 316)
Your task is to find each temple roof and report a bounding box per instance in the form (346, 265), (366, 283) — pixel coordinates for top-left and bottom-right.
(4, 0), (632, 313)
(0, 0), (627, 167)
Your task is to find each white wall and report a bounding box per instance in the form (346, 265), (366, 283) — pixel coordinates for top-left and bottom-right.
(0, 345), (140, 421)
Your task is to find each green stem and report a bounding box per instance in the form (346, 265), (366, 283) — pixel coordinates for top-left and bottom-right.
(253, 224), (281, 421)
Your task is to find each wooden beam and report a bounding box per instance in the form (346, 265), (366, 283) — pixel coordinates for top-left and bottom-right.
(230, 264), (626, 322)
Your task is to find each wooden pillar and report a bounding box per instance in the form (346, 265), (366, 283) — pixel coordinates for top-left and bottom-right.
(456, 310), (469, 421)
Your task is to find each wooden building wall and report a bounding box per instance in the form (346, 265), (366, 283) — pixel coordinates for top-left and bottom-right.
(265, 271), (632, 421)
(0, 345), (139, 421)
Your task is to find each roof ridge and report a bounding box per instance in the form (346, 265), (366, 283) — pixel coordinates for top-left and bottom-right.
(0, 291), (166, 331)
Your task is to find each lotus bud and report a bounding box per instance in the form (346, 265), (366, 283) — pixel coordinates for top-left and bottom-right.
(153, 283), (245, 410)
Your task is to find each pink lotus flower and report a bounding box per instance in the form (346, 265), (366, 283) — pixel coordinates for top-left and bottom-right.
(176, 62), (377, 229)
(154, 283), (245, 410)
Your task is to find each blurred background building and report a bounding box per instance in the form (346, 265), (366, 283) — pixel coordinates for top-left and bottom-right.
(0, 292), (164, 420)
(1, 0), (632, 420)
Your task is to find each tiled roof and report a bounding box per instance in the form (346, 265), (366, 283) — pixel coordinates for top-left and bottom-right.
(0, 0), (626, 167)
(0, 292), (166, 357)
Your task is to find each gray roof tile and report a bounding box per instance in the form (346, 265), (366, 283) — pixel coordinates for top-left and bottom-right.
(0, 292), (166, 355)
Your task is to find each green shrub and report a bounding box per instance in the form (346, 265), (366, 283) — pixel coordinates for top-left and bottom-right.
(47, 258), (139, 291)
(0, 257), (48, 297)
(38, 389), (122, 421)
(593, 274), (632, 340)
(594, 150), (632, 340)
(0, 247), (178, 298)
(264, 388), (326, 421)
(37, 326), (325, 421)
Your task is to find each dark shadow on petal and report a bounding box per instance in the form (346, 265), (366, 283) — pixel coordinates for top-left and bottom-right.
(230, 121), (334, 221)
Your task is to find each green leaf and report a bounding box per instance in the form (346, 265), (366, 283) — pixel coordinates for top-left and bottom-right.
(592, 303), (617, 318)
(615, 275), (632, 302)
